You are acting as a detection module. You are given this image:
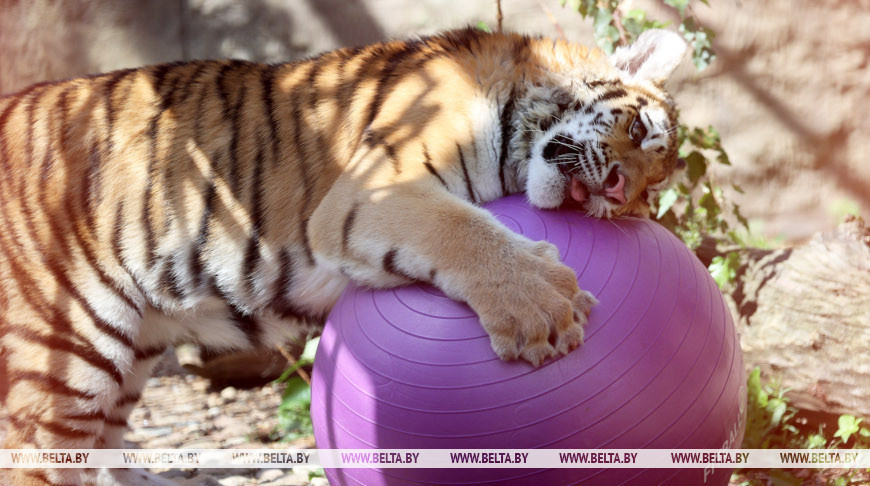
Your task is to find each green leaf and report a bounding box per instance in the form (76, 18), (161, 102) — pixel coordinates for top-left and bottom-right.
(656, 188), (679, 219)
(804, 433), (827, 449)
(768, 397), (787, 428)
(475, 21), (491, 33)
(834, 414), (862, 443)
(708, 252), (739, 289)
(731, 183), (744, 194)
(275, 375), (313, 439)
(733, 204), (750, 230)
(685, 150), (707, 185)
(679, 18), (717, 71)
(280, 376), (311, 404)
(592, 8), (619, 54)
(664, 0), (689, 16)
(698, 191), (720, 221)
(299, 336), (319, 365)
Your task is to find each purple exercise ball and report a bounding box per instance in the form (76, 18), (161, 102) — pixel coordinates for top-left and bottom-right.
(311, 194), (746, 485)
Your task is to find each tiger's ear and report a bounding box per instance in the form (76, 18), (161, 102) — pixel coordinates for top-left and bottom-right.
(609, 29), (687, 84)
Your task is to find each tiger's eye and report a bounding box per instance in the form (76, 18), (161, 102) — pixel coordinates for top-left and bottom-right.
(630, 117), (647, 146)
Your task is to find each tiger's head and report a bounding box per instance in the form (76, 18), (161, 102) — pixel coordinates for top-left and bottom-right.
(517, 29), (687, 218)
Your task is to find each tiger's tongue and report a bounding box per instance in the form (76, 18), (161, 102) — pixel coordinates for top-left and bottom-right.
(570, 175), (588, 203)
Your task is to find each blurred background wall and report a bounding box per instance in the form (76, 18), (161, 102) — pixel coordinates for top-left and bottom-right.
(1, 0), (868, 243)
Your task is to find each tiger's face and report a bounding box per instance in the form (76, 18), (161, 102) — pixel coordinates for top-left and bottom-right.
(525, 85), (681, 218)
(519, 29), (686, 218)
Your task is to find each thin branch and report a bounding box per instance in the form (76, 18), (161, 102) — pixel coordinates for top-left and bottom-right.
(496, 0), (504, 32)
(276, 343), (311, 386)
(611, 5), (630, 46)
(537, 0), (567, 39)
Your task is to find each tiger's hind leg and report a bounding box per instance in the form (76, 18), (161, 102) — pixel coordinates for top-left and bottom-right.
(3, 331), (127, 486)
(0, 280), (161, 486)
(87, 339), (179, 486)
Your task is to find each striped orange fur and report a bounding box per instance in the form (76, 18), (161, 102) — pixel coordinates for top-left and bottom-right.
(0, 28), (686, 485)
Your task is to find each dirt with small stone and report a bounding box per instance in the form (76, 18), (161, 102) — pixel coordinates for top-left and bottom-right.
(121, 355), (322, 486)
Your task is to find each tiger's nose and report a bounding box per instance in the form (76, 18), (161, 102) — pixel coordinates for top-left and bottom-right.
(602, 166), (627, 204)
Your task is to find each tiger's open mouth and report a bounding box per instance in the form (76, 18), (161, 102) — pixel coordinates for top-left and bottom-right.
(561, 165), (626, 209)
(568, 175), (589, 204)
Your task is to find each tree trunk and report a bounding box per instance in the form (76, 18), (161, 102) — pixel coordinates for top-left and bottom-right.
(698, 215), (870, 418)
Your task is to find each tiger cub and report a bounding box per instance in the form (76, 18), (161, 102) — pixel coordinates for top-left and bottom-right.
(0, 28), (685, 485)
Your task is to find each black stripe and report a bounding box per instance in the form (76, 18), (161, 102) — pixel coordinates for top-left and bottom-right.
(188, 67), (216, 289)
(111, 201), (130, 273)
(55, 85), (74, 154)
(300, 218), (315, 266)
(456, 143), (476, 203)
(160, 260), (185, 301)
(512, 35), (530, 60)
(229, 306), (260, 348)
(382, 248), (416, 281)
(341, 202), (359, 254)
(37, 418), (94, 439)
(429, 269), (437, 282)
(82, 143), (102, 233)
(577, 141), (591, 175)
(114, 390), (143, 408)
(637, 96), (649, 107)
(364, 40), (423, 128)
(151, 63), (181, 109)
(216, 60), (246, 110)
(242, 146), (266, 293)
(191, 181), (216, 289)
(192, 64), (214, 147)
(104, 416), (128, 427)
(597, 88), (628, 102)
(268, 248), (295, 313)
(142, 101), (162, 269)
(442, 27), (481, 52)
(8, 370), (98, 399)
(338, 48), (378, 133)
(307, 59), (323, 112)
(62, 410), (107, 422)
(134, 344), (167, 361)
(261, 64), (281, 167)
(216, 61), (252, 196)
(0, 86), (36, 174)
(289, 63), (315, 240)
(422, 145), (448, 188)
(102, 68), (135, 155)
(226, 82), (248, 195)
(591, 111), (604, 125)
(5, 325), (124, 385)
(175, 63), (209, 106)
(497, 91), (516, 195)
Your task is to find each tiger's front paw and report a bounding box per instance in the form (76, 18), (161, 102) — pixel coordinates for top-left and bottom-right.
(468, 241), (598, 366)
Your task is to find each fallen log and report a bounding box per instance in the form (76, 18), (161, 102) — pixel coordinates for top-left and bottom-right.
(698, 215), (870, 418)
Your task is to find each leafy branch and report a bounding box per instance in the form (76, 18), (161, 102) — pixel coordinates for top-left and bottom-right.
(561, 0), (747, 289)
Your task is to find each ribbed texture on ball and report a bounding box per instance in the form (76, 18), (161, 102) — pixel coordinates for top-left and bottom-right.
(311, 195), (745, 485)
